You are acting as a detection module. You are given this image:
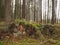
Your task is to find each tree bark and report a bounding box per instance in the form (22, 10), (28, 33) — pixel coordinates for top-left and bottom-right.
(51, 0), (56, 24)
(5, 0), (12, 29)
(22, 0), (26, 19)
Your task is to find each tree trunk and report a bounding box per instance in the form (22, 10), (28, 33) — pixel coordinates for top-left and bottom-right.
(22, 0), (25, 19)
(25, 0), (30, 21)
(34, 0), (35, 22)
(5, 0), (12, 30)
(51, 0), (56, 24)
(14, 0), (20, 19)
(40, 0), (42, 23)
(0, 0), (5, 21)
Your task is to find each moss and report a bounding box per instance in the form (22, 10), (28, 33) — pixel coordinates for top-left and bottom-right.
(15, 19), (41, 30)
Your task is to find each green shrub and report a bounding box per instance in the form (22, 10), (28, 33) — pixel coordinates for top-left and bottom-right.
(15, 19), (41, 30)
(15, 19), (26, 26)
(10, 19), (43, 38)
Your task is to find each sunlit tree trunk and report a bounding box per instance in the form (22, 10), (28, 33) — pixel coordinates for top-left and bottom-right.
(57, 0), (60, 23)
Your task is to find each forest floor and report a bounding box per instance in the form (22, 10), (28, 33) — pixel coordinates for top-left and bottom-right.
(0, 21), (60, 45)
(0, 36), (60, 45)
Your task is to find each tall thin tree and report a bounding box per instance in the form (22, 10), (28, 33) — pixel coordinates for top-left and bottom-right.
(51, 0), (56, 24)
(22, 0), (26, 19)
(5, 0), (12, 29)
